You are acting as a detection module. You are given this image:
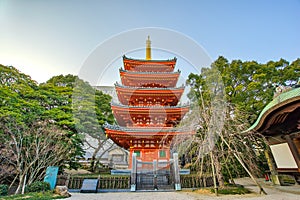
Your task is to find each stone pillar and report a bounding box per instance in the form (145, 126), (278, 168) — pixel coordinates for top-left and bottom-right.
(173, 153), (181, 191)
(131, 153), (137, 191)
(153, 160), (158, 190)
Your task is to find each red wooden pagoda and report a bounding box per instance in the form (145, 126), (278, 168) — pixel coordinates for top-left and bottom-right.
(104, 37), (193, 168)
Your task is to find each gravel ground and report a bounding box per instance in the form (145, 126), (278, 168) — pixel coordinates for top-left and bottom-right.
(61, 178), (300, 200)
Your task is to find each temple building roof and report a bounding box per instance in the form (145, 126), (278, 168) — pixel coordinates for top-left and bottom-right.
(245, 87), (300, 135)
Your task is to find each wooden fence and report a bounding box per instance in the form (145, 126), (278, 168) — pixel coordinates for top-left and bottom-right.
(57, 174), (214, 190)
(57, 175), (130, 190)
(180, 175), (215, 188)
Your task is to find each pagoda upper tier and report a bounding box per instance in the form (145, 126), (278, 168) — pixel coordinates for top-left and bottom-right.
(123, 55), (177, 72)
(111, 102), (189, 127)
(120, 69), (180, 88)
(104, 123), (194, 149)
(115, 82), (185, 106)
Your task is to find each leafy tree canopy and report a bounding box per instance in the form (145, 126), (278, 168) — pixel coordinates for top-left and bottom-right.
(187, 57), (300, 124)
(0, 65), (114, 172)
(183, 57), (299, 186)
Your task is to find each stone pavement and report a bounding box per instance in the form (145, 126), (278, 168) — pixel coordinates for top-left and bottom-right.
(61, 178), (300, 200)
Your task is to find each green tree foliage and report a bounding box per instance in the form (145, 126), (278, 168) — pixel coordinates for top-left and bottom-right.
(71, 77), (114, 172)
(0, 184), (8, 196)
(45, 74), (114, 172)
(0, 65), (114, 191)
(44, 74), (114, 134)
(212, 56), (299, 124)
(182, 57), (299, 186)
(38, 77), (83, 169)
(0, 65), (40, 124)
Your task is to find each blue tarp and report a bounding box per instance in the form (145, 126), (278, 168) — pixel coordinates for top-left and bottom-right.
(44, 166), (59, 190)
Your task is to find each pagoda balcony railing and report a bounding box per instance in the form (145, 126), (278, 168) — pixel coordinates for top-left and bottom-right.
(119, 68), (181, 74)
(114, 82), (185, 90)
(103, 123), (194, 133)
(110, 101), (190, 108)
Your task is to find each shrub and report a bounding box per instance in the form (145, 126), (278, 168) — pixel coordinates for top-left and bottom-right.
(26, 181), (51, 193)
(278, 174), (296, 185)
(210, 185), (251, 195)
(0, 184), (8, 196)
(0, 191), (63, 200)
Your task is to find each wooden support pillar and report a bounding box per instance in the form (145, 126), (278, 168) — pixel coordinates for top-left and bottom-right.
(129, 150), (132, 169)
(285, 135), (300, 170)
(264, 149), (280, 185)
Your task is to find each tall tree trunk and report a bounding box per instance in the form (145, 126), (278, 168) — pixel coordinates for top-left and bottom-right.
(212, 149), (225, 187)
(210, 151), (218, 196)
(15, 173), (24, 194)
(21, 174), (27, 194)
(199, 155), (204, 178)
(90, 155), (96, 172)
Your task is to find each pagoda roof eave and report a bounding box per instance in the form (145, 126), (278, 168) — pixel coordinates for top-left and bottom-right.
(103, 123), (194, 133)
(119, 68), (181, 74)
(123, 55), (177, 63)
(115, 82), (185, 90)
(111, 102), (190, 127)
(119, 69), (180, 88)
(111, 101), (189, 109)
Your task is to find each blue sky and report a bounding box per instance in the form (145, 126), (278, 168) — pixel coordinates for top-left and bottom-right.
(0, 0), (299, 84)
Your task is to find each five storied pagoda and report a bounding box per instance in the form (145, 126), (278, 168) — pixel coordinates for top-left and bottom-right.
(104, 36), (193, 168)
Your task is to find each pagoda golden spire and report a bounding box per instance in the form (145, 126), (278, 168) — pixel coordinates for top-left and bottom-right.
(146, 36), (151, 60)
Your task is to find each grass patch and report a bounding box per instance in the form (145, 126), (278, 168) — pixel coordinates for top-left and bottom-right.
(0, 191), (65, 200)
(210, 185), (251, 195)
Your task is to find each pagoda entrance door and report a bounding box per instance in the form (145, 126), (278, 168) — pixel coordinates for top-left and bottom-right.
(130, 153), (181, 191)
(136, 160), (174, 190)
